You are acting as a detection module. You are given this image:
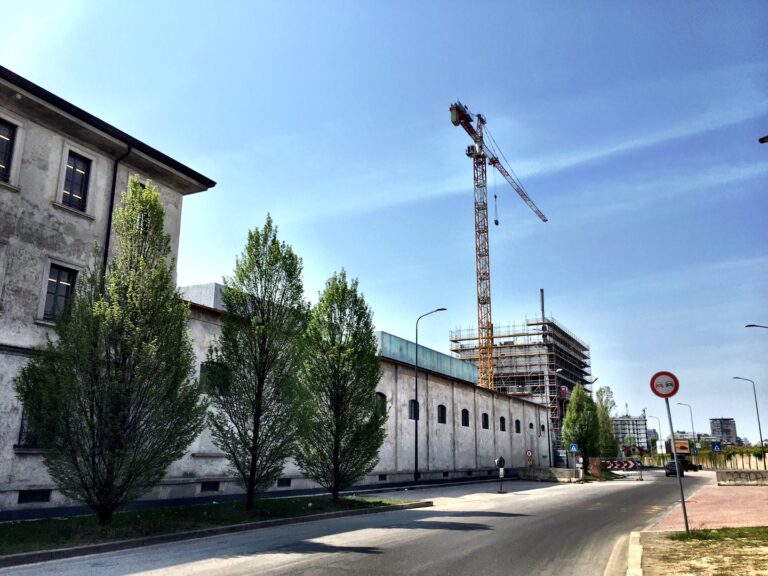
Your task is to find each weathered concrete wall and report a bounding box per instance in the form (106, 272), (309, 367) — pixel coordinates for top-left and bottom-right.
(717, 470), (768, 486)
(0, 87), (209, 512)
(518, 467), (582, 483)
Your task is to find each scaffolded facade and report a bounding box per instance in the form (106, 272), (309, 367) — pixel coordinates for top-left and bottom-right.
(449, 317), (591, 460)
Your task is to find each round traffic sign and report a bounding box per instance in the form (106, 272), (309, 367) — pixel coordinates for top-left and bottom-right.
(525, 449), (533, 457)
(650, 371), (679, 398)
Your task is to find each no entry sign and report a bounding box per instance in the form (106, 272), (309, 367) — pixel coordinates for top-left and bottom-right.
(650, 371), (679, 398)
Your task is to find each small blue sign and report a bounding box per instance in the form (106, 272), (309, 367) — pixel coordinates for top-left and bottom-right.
(712, 442), (722, 453)
(693, 447), (699, 455)
(569, 443), (579, 453)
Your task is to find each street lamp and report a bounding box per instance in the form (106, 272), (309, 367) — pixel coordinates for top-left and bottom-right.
(733, 377), (766, 470)
(746, 324), (768, 329)
(414, 307), (446, 483)
(676, 402), (696, 464)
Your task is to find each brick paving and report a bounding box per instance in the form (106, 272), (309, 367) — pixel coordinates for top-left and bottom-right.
(649, 471), (768, 531)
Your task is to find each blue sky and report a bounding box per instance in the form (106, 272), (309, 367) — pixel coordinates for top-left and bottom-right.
(5, 1), (767, 443)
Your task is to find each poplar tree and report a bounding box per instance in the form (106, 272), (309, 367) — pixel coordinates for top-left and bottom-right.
(205, 215), (308, 510)
(14, 176), (206, 525)
(561, 384), (599, 475)
(595, 386), (619, 458)
(294, 270), (386, 501)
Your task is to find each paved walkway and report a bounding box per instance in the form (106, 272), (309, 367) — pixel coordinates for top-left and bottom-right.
(649, 470), (768, 531)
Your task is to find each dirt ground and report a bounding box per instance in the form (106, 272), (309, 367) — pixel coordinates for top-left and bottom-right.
(642, 531), (768, 576)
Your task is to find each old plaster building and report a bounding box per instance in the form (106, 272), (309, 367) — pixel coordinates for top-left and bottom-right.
(0, 65), (215, 511)
(0, 67), (551, 516)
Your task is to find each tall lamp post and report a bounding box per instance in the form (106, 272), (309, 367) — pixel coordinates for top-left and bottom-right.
(676, 402), (696, 464)
(733, 377), (766, 470)
(647, 415), (663, 458)
(414, 307), (447, 483)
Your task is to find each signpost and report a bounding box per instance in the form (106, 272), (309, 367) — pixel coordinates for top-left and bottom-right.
(495, 457), (506, 494)
(651, 371), (689, 533)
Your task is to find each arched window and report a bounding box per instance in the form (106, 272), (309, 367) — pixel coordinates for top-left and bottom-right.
(437, 404), (447, 424)
(540, 424), (546, 433)
(500, 416), (506, 432)
(461, 408), (470, 427)
(529, 422), (534, 431)
(481, 413), (489, 429)
(515, 419), (521, 433)
(408, 399), (419, 420)
(376, 392), (387, 413)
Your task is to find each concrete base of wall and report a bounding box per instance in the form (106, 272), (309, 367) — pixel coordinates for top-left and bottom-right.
(717, 470), (768, 485)
(516, 467), (582, 482)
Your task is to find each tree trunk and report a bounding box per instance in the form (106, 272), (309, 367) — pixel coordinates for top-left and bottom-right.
(246, 480), (256, 510)
(331, 485), (339, 502)
(96, 506), (114, 526)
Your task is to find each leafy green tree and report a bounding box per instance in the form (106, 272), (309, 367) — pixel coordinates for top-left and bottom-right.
(595, 386), (619, 458)
(205, 215), (309, 510)
(561, 384), (599, 475)
(15, 177), (206, 525)
(294, 270), (386, 501)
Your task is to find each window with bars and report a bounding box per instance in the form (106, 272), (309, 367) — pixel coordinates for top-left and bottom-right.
(515, 419), (521, 433)
(500, 416), (507, 432)
(62, 151), (91, 211)
(0, 118), (17, 184)
(44, 263), (77, 321)
(461, 408), (470, 427)
(481, 413), (489, 429)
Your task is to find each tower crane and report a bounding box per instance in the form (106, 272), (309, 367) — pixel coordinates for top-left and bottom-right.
(450, 101), (547, 390)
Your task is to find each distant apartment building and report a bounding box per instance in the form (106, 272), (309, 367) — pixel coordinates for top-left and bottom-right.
(611, 414), (649, 450)
(710, 418), (738, 444)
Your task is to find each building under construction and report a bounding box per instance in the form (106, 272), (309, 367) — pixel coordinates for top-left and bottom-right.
(449, 316), (592, 465)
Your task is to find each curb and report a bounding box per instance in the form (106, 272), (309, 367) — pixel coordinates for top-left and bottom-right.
(0, 500), (433, 569)
(626, 531), (643, 575)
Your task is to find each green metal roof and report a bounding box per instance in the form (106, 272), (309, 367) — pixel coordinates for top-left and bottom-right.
(375, 331), (478, 384)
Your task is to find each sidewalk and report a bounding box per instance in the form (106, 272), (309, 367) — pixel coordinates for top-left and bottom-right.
(648, 471), (768, 531)
(630, 471), (768, 575)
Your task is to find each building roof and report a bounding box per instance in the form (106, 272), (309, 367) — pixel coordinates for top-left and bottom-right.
(0, 65), (215, 191)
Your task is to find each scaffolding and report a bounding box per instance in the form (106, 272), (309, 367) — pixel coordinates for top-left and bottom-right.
(449, 317), (591, 458)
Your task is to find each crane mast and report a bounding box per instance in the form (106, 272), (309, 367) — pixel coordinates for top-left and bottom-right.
(450, 101), (547, 390)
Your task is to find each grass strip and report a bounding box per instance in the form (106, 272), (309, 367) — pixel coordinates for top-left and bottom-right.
(0, 496), (403, 556)
(668, 525), (768, 542)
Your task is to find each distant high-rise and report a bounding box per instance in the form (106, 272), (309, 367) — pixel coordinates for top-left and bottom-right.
(710, 418), (738, 444)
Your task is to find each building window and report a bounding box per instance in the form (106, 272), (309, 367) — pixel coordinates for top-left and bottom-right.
(62, 151), (91, 211)
(541, 424), (546, 433)
(200, 481), (220, 493)
(18, 489), (51, 504)
(500, 417), (506, 432)
(44, 264), (77, 321)
(200, 361), (230, 395)
(461, 408), (470, 427)
(0, 118), (17, 184)
(409, 399), (419, 420)
(277, 478), (292, 488)
(437, 404), (447, 424)
(376, 392), (387, 413)
(16, 409), (40, 449)
(529, 422), (534, 431)
(515, 419), (521, 433)
(481, 413), (489, 429)
(378, 474), (388, 482)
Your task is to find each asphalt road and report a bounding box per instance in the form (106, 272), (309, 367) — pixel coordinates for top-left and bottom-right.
(1, 470), (711, 576)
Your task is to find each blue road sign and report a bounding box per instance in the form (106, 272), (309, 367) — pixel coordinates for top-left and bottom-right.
(693, 447), (699, 455)
(569, 443), (579, 453)
(712, 442), (722, 453)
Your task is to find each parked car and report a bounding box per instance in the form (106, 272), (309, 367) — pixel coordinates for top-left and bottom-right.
(665, 460), (684, 477)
